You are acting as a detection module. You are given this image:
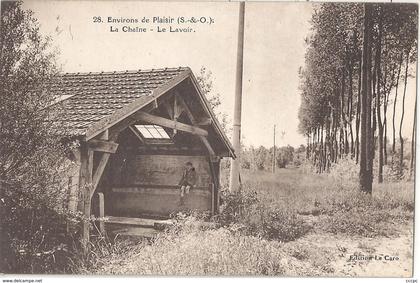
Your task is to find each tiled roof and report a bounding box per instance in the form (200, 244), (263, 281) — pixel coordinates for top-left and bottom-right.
(51, 67), (190, 137)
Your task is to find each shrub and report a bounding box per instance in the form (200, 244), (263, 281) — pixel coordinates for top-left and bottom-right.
(216, 189), (259, 226)
(216, 189), (311, 242)
(328, 156), (359, 183)
(0, 189), (79, 273)
(383, 155), (410, 182)
(319, 209), (396, 238)
(259, 207), (312, 242)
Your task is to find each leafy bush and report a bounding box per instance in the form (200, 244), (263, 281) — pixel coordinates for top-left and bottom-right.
(327, 153), (413, 183)
(319, 209), (395, 238)
(260, 208), (311, 242)
(216, 189), (311, 242)
(216, 189), (259, 226)
(0, 1), (83, 274)
(383, 154), (410, 182)
(328, 156), (359, 183)
(0, 188), (80, 273)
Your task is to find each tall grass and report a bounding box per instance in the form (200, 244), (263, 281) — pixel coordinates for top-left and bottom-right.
(239, 168), (414, 237)
(87, 167), (414, 275)
(91, 217), (333, 276)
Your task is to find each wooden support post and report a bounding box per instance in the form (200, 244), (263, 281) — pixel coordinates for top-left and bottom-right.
(79, 143), (94, 251)
(174, 96), (182, 120)
(210, 183), (215, 215)
(173, 97), (181, 135)
(98, 192), (105, 234)
(208, 158), (221, 215)
(92, 153), (111, 193)
(214, 160), (221, 213)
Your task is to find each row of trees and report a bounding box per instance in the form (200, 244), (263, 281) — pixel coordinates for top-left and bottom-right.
(241, 144), (305, 171)
(298, 3), (417, 192)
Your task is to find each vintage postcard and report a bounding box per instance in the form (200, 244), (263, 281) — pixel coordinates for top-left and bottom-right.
(0, 0), (417, 279)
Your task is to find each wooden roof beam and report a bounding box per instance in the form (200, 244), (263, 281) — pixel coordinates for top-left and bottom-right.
(196, 117), (212, 126)
(175, 93), (202, 124)
(163, 101), (174, 119)
(132, 111), (208, 137)
(200, 135), (215, 156)
(175, 94), (216, 156)
(88, 139), (119, 153)
(95, 129), (109, 140)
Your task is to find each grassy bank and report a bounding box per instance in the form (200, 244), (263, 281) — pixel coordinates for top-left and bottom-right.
(85, 168), (414, 275)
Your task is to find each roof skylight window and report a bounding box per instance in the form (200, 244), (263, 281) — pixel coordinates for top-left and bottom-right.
(134, 125), (171, 139)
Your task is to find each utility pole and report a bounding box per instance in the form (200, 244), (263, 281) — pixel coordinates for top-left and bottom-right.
(229, 1), (245, 193)
(272, 124), (276, 173)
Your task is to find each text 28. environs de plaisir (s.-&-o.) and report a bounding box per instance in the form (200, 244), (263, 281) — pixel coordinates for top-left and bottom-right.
(93, 16), (215, 33)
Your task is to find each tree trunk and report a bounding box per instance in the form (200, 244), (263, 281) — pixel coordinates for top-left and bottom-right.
(399, 50), (410, 178)
(392, 53), (403, 155)
(356, 51), (362, 164)
(410, 95), (416, 179)
(348, 58), (355, 158)
(325, 118), (330, 172)
(369, 64), (375, 186)
(383, 64), (395, 166)
(376, 10), (384, 183)
(340, 71), (345, 159)
(359, 3), (373, 194)
(320, 124), (324, 173)
(306, 134), (310, 160)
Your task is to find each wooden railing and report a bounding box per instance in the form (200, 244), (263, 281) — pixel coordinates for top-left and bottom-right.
(109, 183), (213, 197)
(95, 182), (216, 233)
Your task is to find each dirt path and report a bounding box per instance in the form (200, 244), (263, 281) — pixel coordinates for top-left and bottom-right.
(292, 222), (413, 277)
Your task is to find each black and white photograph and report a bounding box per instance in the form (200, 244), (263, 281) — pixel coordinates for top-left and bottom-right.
(0, 0), (418, 279)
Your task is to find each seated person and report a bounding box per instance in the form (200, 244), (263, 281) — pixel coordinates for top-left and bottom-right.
(178, 162), (197, 205)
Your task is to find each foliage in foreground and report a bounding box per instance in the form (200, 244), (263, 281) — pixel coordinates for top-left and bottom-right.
(88, 218), (334, 276)
(85, 168), (413, 275)
(0, 1), (78, 274)
(240, 168), (414, 238)
(216, 189), (312, 242)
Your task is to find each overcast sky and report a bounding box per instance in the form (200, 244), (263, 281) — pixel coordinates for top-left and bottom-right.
(24, 1), (416, 147)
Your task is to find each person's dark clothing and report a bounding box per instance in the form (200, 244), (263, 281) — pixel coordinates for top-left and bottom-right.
(179, 167), (197, 187)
